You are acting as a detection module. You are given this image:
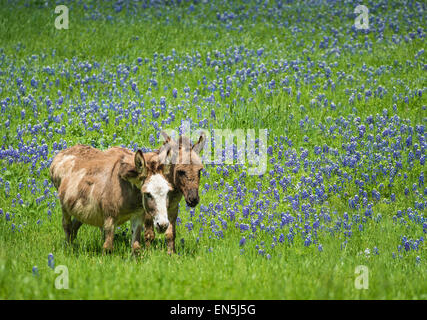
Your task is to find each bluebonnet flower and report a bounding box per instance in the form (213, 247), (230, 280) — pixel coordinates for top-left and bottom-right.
(48, 253), (54, 269)
(149, 134), (156, 146)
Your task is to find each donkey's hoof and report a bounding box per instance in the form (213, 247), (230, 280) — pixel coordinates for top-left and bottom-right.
(102, 243), (113, 255)
(132, 242), (142, 255)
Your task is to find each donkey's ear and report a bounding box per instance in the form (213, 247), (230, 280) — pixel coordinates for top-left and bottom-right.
(160, 131), (172, 144)
(134, 150), (147, 174)
(192, 132), (206, 154)
(158, 144), (173, 176)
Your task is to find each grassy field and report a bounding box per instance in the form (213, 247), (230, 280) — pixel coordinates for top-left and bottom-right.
(0, 0), (425, 299)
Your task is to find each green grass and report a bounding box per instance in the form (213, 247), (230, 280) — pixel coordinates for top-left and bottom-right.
(0, 1), (425, 299)
(0, 212), (424, 299)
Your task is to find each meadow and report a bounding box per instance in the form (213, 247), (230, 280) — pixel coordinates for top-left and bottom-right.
(0, 0), (425, 299)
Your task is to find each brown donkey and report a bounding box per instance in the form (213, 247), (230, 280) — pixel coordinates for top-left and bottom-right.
(144, 132), (206, 254)
(50, 144), (172, 253)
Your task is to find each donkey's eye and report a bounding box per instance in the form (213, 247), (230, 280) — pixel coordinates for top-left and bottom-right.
(178, 170), (186, 176)
(145, 193), (153, 199)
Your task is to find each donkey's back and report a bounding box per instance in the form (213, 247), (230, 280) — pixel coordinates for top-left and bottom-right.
(50, 145), (99, 188)
(50, 145), (134, 188)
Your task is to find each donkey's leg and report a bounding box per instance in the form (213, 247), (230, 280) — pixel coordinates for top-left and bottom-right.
(131, 215), (144, 254)
(144, 216), (155, 248)
(102, 216), (115, 253)
(70, 218), (83, 242)
(166, 196), (181, 254)
(62, 208), (73, 243)
(165, 220), (176, 255)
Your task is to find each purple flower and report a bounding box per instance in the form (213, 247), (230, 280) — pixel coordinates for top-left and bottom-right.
(48, 253), (54, 269)
(239, 237), (246, 246)
(149, 134), (156, 146)
(304, 236), (311, 247)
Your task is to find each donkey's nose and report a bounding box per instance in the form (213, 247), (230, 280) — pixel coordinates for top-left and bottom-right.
(188, 197), (199, 207)
(156, 222), (169, 233)
(187, 189), (199, 207)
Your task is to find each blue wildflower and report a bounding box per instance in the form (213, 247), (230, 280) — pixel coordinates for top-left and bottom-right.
(48, 253), (54, 269)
